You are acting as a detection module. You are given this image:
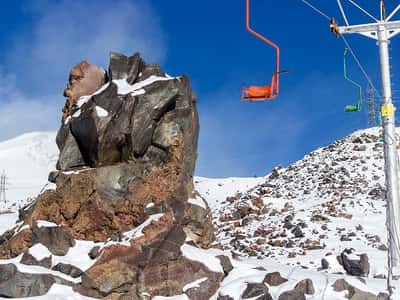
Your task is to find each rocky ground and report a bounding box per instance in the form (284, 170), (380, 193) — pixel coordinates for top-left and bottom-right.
(0, 54), (397, 299)
(0, 127), (398, 299)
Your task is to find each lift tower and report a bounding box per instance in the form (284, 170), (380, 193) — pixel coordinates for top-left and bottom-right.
(332, 0), (400, 294)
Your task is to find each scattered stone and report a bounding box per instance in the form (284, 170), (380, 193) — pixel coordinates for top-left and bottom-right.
(31, 224), (75, 256)
(294, 278), (315, 295)
(263, 272), (288, 286)
(0, 263), (68, 297)
(278, 289), (306, 300)
(88, 246), (101, 259)
(241, 282), (268, 299)
(20, 252), (52, 269)
(52, 263), (83, 278)
(216, 255), (233, 276)
(339, 249), (370, 277)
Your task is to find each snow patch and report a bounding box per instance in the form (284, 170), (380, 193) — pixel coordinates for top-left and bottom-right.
(29, 244), (52, 261)
(113, 75), (175, 95)
(188, 196), (206, 209)
(37, 220), (58, 228)
(180, 244), (223, 273)
(182, 277), (208, 292)
(95, 106), (108, 117)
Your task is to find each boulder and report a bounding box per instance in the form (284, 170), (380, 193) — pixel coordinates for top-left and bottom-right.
(294, 278), (315, 295)
(216, 255), (233, 276)
(263, 272), (288, 286)
(20, 252), (52, 269)
(76, 214), (223, 298)
(0, 263), (70, 297)
(31, 223), (75, 256)
(0, 51), (221, 299)
(52, 263), (83, 278)
(333, 278), (379, 300)
(62, 61), (106, 119)
(241, 283), (270, 299)
(278, 290), (306, 300)
(338, 249), (370, 277)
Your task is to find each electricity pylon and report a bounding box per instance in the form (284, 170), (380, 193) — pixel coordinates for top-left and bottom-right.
(0, 170), (7, 204)
(366, 84), (380, 127)
(332, 0), (400, 295)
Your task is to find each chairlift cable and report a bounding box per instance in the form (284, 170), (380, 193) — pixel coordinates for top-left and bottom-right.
(340, 35), (382, 100)
(301, 0), (331, 20)
(299, 0), (381, 100)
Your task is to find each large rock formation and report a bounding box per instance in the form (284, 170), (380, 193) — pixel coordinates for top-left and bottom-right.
(0, 52), (226, 299)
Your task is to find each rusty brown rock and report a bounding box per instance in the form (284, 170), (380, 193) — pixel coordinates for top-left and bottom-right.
(0, 228), (32, 259)
(62, 61), (105, 119)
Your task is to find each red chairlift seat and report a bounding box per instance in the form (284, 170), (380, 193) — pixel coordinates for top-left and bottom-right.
(242, 73), (277, 101)
(242, 0), (281, 102)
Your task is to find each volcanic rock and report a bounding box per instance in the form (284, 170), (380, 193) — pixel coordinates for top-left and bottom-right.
(20, 252), (52, 269)
(278, 289), (306, 300)
(263, 272), (288, 286)
(62, 61), (106, 120)
(0, 51), (222, 299)
(0, 263), (70, 298)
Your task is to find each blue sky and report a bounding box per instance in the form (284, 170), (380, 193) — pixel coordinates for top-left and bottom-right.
(0, 0), (399, 177)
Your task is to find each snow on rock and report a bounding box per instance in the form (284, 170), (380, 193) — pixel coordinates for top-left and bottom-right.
(180, 244), (224, 273)
(182, 277), (208, 292)
(36, 220), (59, 228)
(195, 176), (264, 211)
(113, 75), (176, 95)
(1, 127), (399, 299)
(29, 244), (52, 261)
(95, 105), (108, 117)
(103, 213), (164, 247)
(188, 195), (207, 209)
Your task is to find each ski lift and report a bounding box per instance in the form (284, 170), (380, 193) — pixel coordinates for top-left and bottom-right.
(242, 0), (282, 101)
(343, 48), (363, 112)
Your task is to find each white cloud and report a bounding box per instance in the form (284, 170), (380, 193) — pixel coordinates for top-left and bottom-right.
(0, 71), (59, 140)
(0, 0), (166, 141)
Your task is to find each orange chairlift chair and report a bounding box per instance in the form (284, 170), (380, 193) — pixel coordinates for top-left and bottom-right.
(242, 0), (281, 101)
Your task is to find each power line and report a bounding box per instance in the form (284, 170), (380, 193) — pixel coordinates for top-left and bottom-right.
(299, 0), (382, 100)
(301, 0), (330, 20)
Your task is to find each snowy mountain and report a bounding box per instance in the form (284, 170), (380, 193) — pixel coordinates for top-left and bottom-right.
(0, 132), (58, 212)
(0, 128), (398, 299)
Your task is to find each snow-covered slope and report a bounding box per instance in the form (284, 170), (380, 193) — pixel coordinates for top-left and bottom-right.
(195, 127), (399, 299)
(0, 127), (398, 299)
(0, 132), (58, 211)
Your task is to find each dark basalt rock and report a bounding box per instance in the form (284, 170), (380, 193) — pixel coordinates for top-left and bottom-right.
(31, 224), (75, 256)
(241, 283), (270, 299)
(294, 278), (315, 295)
(52, 263), (83, 278)
(2, 51), (218, 300)
(263, 272), (288, 286)
(278, 290), (306, 300)
(20, 252), (52, 269)
(0, 263), (70, 298)
(338, 248), (370, 277)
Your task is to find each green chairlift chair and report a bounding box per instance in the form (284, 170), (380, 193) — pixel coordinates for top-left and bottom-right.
(343, 48), (363, 113)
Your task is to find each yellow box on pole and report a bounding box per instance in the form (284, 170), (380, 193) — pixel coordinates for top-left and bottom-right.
(381, 103), (396, 117)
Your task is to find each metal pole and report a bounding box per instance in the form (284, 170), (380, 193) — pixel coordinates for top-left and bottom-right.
(377, 24), (400, 293)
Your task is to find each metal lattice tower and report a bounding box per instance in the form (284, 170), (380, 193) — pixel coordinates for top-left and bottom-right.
(366, 84), (380, 127)
(0, 170), (6, 204)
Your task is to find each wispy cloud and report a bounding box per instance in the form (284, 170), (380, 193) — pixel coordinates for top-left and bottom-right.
(0, 0), (165, 140)
(0, 71), (59, 140)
